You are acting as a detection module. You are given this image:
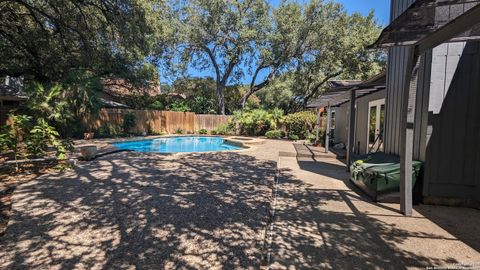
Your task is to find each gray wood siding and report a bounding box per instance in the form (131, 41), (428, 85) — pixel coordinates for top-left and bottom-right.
(384, 0), (428, 160)
(423, 41), (480, 200)
(334, 103), (349, 145)
(333, 90), (386, 154)
(355, 90), (387, 154)
(387, 0), (480, 202)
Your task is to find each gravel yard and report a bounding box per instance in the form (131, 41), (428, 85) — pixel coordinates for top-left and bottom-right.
(0, 141), (288, 269)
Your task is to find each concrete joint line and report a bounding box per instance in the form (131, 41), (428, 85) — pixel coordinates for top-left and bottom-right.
(262, 155), (282, 269)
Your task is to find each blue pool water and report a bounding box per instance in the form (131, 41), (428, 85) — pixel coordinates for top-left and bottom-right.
(113, 136), (241, 153)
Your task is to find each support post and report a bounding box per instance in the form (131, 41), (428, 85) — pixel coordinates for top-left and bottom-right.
(400, 46), (421, 216)
(325, 104), (331, 153)
(346, 89), (356, 171)
(315, 107), (322, 144)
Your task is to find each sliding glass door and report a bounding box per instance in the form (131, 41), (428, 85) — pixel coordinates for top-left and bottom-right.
(367, 99), (385, 153)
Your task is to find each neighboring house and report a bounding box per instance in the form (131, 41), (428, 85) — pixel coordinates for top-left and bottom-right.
(326, 80), (362, 90)
(101, 78), (162, 109)
(0, 76), (27, 125)
(309, 0), (480, 214)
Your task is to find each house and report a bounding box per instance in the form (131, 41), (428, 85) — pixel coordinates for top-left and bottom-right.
(0, 76), (27, 125)
(308, 74), (386, 155)
(309, 0), (480, 215)
(101, 78), (163, 109)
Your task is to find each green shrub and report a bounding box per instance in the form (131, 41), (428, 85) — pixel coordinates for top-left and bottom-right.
(28, 119), (72, 159)
(175, 128), (185, 134)
(0, 130), (14, 155)
(148, 100), (165, 110)
(123, 112), (136, 133)
(288, 134), (300, 141)
(284, 111), (316, 139)
(265, 130), (283, 139)
(198, 129), (208, 134)
(210, 130), (217, 135)
(169, 100), (190, 112)
(215, 123), (234, 135)
(0, 115), (31, 160)
(97, 125), (122, 138)
(24, 80), (102, 139)
(0, 114), (72, 163)
(187, 96), (216, 114)
(231, 109), (276, 136)
(151, 131), (166, 136)
(270, 108), (285, 129)
(306, 132), (317, 143)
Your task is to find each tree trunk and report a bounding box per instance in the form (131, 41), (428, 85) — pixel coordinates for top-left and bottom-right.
(238, 90), (252, 111)
(216, 83), (226, 115)
(303, 72), (342, 107)
(239, 66), (276, 111)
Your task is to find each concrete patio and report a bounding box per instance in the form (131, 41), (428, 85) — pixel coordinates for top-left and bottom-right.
(0, 139), (479, 269)
(269, 152), (480, 269)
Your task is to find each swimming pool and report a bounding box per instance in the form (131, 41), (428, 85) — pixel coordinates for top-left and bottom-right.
(112, 136), (242, 153)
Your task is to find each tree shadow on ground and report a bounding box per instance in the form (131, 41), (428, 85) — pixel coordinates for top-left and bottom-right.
(0, 151), (276, 269)
(296, 157), (348, 181)
(415, 205), (480, 253)
(268, 164), (475, 269)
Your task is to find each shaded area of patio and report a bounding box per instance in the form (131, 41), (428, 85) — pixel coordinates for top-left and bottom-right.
(0, 151), (276, 269)
(269, 156), (480, 269)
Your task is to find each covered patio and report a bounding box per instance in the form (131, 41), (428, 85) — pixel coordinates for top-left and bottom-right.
(309, 0), (480, 216)
(268, 146), (480, 269)
(370, 0), (480, 215)
(307, 73), (386, 162)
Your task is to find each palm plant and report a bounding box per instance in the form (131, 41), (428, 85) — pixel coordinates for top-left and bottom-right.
(270, 108), (285, 129)
(24, 82), (72, 125)
(63, 71), (103, 123)
(0, 115), (32, 170)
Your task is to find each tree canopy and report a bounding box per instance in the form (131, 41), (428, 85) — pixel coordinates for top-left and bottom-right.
(161, 0), (270, 114)
(291, 9), (385, 107)
(2, 0), (385, 115)
(160, 0), (385, 114)
(0, 0), (166, 84)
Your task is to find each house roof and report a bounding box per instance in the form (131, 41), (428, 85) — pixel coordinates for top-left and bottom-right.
(102, 78), (161, 98)
(306, 73), (386, 108)
(327, 80), (362, 90)
(99, 98), (130, 109)
(370, 0), (480, 49)
(0, 84), (28, 101)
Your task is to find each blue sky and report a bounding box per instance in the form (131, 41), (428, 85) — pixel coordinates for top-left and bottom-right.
(162, 0), (390, 85)
(332, 0), (390, 25)
(269, 0), (390, 24)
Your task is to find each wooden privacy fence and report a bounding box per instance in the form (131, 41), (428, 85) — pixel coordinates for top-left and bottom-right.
(195, 114), (230, 131)
(86, 109), (230, 134)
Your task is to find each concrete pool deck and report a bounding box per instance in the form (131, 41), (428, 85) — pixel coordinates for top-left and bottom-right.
(0, 139), (479, 269)
(269, 152), (480, 269)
